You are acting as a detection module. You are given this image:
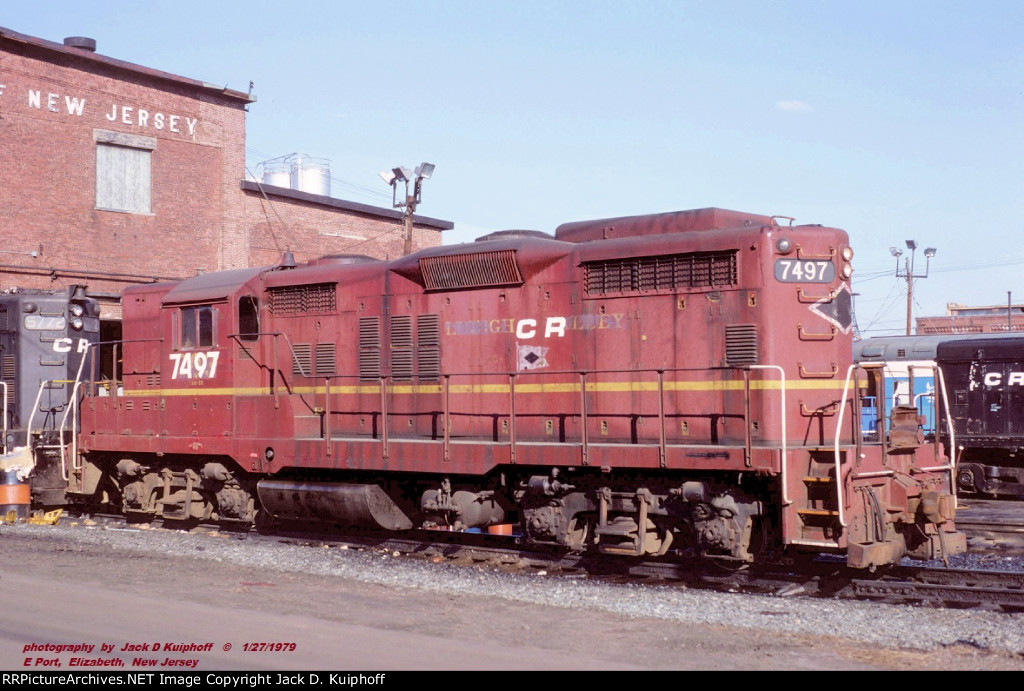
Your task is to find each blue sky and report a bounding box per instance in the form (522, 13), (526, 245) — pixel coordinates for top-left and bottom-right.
(6, 1), (1024, 336)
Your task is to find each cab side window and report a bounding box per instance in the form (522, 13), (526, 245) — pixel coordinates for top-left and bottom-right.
(181, 305), (214, 349)
(238, 296), (259, 342)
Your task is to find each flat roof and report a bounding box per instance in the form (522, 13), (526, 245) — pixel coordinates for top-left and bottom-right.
(241, 180), (454, 231)
(0, 26), (255, 104)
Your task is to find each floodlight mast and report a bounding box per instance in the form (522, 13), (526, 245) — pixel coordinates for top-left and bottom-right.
(893, 239), (937, 335)
(378, 162), (435, 255)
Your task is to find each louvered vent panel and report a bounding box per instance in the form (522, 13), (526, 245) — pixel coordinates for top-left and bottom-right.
(315, 343), (336, 376)
(268, 283), (337, 314)
(420, 250), (523, 291)
(359, 317), (381, 381)
(417, 314), (441, 381)
(292, 343), (313, 376)
(391, 350), (414, 382)
(585, 250), (738, 296)
(390, 316), (413, 347)
(724, 324), (759, 366)
(391, 316), (413, 381)
(3, 354), (14, 413)
(146, 374), (161, 387)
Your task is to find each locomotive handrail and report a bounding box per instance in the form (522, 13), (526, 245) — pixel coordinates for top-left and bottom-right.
(913, 363), (957, 499)
(749, 365), (788, 505)
(508, 374), (517, 463)
(58, 339), (100, 479)
(0, 382), (7, 455)
(85, 337), (161, 394)
(228, 331), (319, 412)
(57, 381), (84, 482)
(229, 362), (795, 473)
(25, 378), (77, 481)
(832, 364), (862, 528)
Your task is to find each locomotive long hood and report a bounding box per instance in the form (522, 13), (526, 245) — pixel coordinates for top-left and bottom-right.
(555, 207), (775, 243)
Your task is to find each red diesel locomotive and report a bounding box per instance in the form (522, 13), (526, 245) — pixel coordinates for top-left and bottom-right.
(65, 208), (966, 569)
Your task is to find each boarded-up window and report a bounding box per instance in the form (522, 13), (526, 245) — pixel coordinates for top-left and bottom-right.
(95, 130), (155, 214)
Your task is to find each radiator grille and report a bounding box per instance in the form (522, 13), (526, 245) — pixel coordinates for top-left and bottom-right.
(585, 250), (737, 296)
(420, 250), (523, 291)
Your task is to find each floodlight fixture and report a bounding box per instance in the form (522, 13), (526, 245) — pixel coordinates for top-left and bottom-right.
(380, 162), (438, 256)
(894, 239), (937, 335)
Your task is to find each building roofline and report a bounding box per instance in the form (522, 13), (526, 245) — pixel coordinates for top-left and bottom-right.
(0, 26), (255, 104)
(240, 180), (455, 231)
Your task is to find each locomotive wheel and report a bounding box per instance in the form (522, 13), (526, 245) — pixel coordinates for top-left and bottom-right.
(564, 514), (592, 552)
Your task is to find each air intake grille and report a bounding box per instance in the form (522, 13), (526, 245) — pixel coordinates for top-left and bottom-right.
(268, 283), (337, 314)
(420, 250), (523, 291)
(585, 250), (737, 296)
(724, 324), (758, 366)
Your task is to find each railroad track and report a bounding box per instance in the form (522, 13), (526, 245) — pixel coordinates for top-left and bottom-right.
(261, 525), (1024, 613)
(52, 508), (1024, 612)
(955, 498), (1024, 554)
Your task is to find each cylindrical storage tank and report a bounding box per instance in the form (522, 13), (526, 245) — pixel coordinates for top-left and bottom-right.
(0, 468), (30, 521)
(261, 159), (291, 188)
(290, 155), (331, 196)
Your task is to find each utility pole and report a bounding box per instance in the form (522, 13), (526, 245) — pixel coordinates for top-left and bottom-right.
(890, 240), (936, 335)
(379, 163), (435, 256)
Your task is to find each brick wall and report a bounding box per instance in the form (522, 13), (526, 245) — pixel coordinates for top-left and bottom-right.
(0, 31), (448, 308)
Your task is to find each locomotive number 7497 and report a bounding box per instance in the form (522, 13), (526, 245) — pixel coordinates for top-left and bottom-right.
(773, 258), (835, 283)
(169, 350), (220, 380)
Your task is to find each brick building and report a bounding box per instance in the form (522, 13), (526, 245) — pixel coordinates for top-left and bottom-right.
(916, 302), (1024, 335)
(0, 27), (452, 322)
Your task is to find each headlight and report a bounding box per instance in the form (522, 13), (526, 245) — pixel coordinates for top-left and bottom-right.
(840, 246), (854, 261)
(776, 238), (793, 254)
(70, 317), (84, 330)
(840, 265), (853, 279)
(70, 304), (84, 317)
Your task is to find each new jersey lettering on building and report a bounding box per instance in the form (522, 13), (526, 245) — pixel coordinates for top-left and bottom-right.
(0, 82), (199, 137)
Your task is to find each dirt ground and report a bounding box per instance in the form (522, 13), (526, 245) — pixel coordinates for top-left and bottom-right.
(1, 524), (1022, 671)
